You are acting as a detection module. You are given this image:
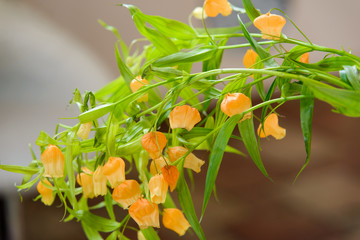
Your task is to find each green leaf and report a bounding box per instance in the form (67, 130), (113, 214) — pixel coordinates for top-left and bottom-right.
(65, 131), (77, 208)
(242, 0), (261, 22)
(79, 103), (114, 123)
(0, 165), (39, 175)
(343, 65), (360, 90)
(202, 113), (243, 218)
(81, 221), (103, 240)
(141, 227), (161, 240)
(35, 131), (60, 146)
(105, 191), (116, 220)
(297, 56), (357, 72)
(74, 210), (121, 232)
(115, 43), (134, 88)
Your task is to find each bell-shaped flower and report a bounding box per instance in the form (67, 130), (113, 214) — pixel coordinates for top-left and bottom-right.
(149, 157), (171, 176)
(169, 105), (201, 131)
(37, 179), (55, 206)
(162, 208), (191, 236)
(103, 157), (125, 188)
(77, 122), (92, 140)
(243, 49), (258, 69)
(130, 76), (149, 102)
(149, 174), (168, 204)
(93, 166), (107, 197)
(192, 7), (207, 20)
(77, 167), (95, 199)
(167, 146), (205, 173)
(221, 93), (252, 122)
(204, 0), (232, 17)
(161, 165), (179, 192)
(253, 13), (286, 40)
(41, 145), (65, 178)
(257, 113), (286, 140)
(112, 180), (142, 209)
(141, 131), (168, 159)
(129, 198), (160, 229)
(299, 52), (309, 64)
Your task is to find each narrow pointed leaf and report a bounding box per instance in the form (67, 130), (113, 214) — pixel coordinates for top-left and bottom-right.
(343, 65), (360, 90)
(141, 227), (161, 240)
(242, 0), (261, 21)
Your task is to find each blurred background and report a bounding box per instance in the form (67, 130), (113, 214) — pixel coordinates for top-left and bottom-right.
(0, 0), (359, 239)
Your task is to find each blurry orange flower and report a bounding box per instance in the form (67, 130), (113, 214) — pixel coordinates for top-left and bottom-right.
(257, 113), (286, 140)
(221, 93), (252, 122)
(169, 105), (201, 131)
(149, 157), (171, 176)
(162, 208), (191, 236)
(243, 49), (258, 69)
(149, 174), (168, 204)
(112, 180), (142, 209)
(41, 145), (65, 178)
(77, 122), (92, 140)
(161, 165), (179, 192)
(130, 76), (149, 102)
(93, 166), (107, 197)
(141, 131), (168, 159)
(77, 167), (95, 199)
(253, 13), (286, 40)
(103, 157), (125, 188)
(204, 0), (232, 17)
(129, 198), (160, 229)
(167, 146), (205, 173)
(299, 52), (309, 64)
(37, 179), (55, 206)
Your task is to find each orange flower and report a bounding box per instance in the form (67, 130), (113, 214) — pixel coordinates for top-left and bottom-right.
(253, 13), (286, 40)
(167, 146), (205, 173)
(77, 167), (95, 199)
(149, 174), (168, 204)
(161, 165), (179, 192)
(130, 76), (149, 102)
(93, 166), (107, 197)
(243, 49), (258, 69)
(299, 52), (309, 64)
(149, 157), (171, 176)
(257, 113), (286, 140)
(221, 93), (252, 122)
(112, 180), (142, 209)
(162, 208), (191, 236)
(77, 122), (92, 140)
(141, 131), (168, 159)
(41, 145), (65, 178)
(37, 179), (55, 206)
(129, 198), (160, 229)
(103, 157), (125, 188)
(169, 105), (201, 131)
(204, 0), (232, 17)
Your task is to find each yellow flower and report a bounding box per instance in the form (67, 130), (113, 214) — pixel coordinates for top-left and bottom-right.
(257, 113), (286, 140)
(253, 13), (286, 40)
(141, 131), (168, 159)
(169, 105), (201, 131)
(130, 76), (149, 102)
(161, 165), (179, 192)
(167, 146), (205, 173)
(129, 198), (160, 229)
(162, 208), (191, 236)
(192, 7), (207, 20)
(149, 174), (168, 204)
(299, 52), (309, 64)
(221, 93), (252, 122)
(204, 0), (232, 17)
(77, 167), (95, 199)
(93, 166), (107, 197)
(112, 180), (142, 209)
(149, 157), (172, 176)
(103, 157), (126, 188)
(37, 179), (55, 206)
(77, 122), (92, 140)
(41, 144), (65, 178)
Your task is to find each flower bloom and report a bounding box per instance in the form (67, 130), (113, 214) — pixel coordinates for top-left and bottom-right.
(167, 146), (205, 173)
(161, 165), (179, 192)
(257, 113), (286, 140)
(243, 49), (258, 69)
(162, 208), (191, 236)
(37, 179), (55, 206)
(204, 0), (232, 17)
(77, 167), (95, 199)
(150, 157), (171, 176)
(41, 145), (65, 178)
(129, 198), (160, 229)
(149, 174), (168, 204)
(221, 93), (252, 122)
(169, 105), (201, 131)
(141, 131), (168, 159)
(77, 122), (92, 140)
(93, 166), (107, 197)
(253, 13), (286, 40)
(192, 7), (207, 19)
(130, 76), (149, 102)
(299, 52), (309, 64)
(112, 180), (142, 209)
(103, 157), (125, 188)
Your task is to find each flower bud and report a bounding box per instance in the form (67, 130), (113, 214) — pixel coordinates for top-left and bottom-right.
(221, 93), (252, 122)
(141, 131), (168, 159)
(103, 157), (126, 188)
(162, 208), (191, 236)
(41, 145), (65, 178)
(299, 52), (309, 64)
(257, 113), (286, 140)
(204, 0), (232, 17)
(192, 7), (207, 19)
(161, 165), (179, 192)
(169, 105), (201, 131)
(129, 198), (160, 229)
(77, 122), (92, 140)
(149, 174), (168, 204)
(77, 167), (95, 199)
(253, 13), (286, 40)
(37, 179), (55, 206)
(167, 146), (205, 173)
(112, 180), (142, 209)
(130, 76), (149, 102)
(93, 166), (107, 197)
